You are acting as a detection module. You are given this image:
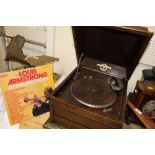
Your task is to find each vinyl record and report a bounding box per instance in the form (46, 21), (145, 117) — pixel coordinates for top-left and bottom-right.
(71, 78), (117, 108)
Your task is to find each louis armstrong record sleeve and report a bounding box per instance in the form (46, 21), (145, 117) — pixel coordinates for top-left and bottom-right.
(0, 64), (54, 125)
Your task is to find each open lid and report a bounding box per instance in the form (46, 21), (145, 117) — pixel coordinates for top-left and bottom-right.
(72, 26), (153, 79)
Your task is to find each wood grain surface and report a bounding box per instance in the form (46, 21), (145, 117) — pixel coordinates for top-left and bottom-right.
(19, 112), (50, 129)
(127, 100), (155, 129)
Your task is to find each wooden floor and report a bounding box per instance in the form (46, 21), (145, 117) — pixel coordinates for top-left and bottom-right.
(19, 112), (50, 129)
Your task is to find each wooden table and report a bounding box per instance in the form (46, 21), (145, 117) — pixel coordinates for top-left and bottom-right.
(19, 112), (50, 129)
(127, 100), (155, 129)
(19, 112), (63, 129)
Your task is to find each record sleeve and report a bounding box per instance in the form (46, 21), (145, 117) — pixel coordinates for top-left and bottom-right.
(0, 64), (54, 125)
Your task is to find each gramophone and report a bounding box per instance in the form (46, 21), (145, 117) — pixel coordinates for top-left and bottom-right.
(44, 26), (153, 129)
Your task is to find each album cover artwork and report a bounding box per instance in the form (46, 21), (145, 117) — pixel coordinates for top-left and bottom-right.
(0, 64), (54, 125)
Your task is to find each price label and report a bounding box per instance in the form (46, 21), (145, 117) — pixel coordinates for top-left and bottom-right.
(135, 108), (142, 115)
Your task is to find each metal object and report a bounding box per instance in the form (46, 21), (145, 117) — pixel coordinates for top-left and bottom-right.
(82, 66), (124, 79)
(103, 107), (112, 113)
(110, 77), (124, 92)
(142, 100), (155, 117)
(97, 64), (111, 72)
(0, 32), (46, 48)
(74, 53), (84, 79)
(71, 78), (117, 108)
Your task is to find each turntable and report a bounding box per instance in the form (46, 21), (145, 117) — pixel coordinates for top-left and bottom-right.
(44, 26), (153, 129)
(71, 78), (117, 109)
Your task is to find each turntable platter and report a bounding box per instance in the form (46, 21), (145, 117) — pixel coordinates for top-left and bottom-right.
(71, 78), (117, 108)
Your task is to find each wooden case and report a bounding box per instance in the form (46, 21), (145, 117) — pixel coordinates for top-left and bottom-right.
(129, 80), (155, 110)
(126, 80), (155, 127)
(44, 26), (153, 129)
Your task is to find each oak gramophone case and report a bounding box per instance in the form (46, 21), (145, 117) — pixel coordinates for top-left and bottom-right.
(44, 26), (153, 129)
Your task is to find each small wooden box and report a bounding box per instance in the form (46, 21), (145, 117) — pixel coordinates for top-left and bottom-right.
(44, 26), (153, 129)
(128, 80), (155, 110)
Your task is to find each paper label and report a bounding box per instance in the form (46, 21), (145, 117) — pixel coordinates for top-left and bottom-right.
(135, 108), (142, 115)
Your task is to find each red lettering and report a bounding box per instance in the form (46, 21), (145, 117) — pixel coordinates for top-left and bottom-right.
(19, 69), (37, 77)
(8, 70), (47, 85)
(8, 79), (17, 85)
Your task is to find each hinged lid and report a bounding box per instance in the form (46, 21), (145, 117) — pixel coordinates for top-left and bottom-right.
(72, 26), (153, 79)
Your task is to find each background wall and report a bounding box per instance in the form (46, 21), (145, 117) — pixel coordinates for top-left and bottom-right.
(4, 26), (47, 56)
(127, 63), (152, 93)
(53, 26), (77, 75)
(0, 27), (9, 72)
(3, 26), (77, 75)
